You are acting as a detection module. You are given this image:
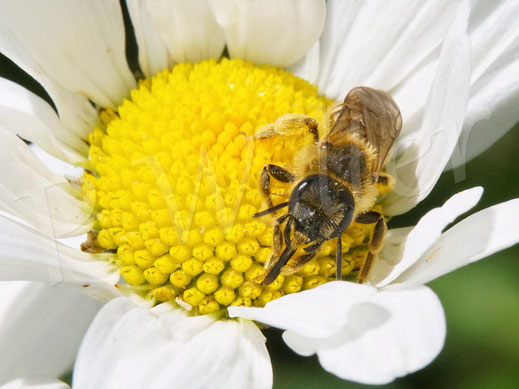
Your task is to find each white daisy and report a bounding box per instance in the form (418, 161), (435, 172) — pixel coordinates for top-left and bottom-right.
(0, 0), (518, 388)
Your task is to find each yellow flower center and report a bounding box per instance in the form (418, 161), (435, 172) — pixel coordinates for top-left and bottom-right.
(82, 59), (378, 315)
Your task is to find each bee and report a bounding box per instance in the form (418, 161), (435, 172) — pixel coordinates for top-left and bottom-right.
(254, 87), (402, 285)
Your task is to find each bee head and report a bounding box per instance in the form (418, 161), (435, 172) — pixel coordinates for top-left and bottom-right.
(288, 174), (355, 242)
(253, 174), (355, 285)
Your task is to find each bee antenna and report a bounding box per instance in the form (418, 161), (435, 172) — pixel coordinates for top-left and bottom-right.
(321, 213), (345, 281)
(253, 202), (289, 217)
(336, 233), (342, 280)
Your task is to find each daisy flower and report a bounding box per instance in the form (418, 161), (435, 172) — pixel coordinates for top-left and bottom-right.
(0, 0), (518, 388)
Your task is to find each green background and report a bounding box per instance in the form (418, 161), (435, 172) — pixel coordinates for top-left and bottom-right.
(1, 4), (518, 385)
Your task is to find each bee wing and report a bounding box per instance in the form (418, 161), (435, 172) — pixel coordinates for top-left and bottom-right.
(325, 87), (402, 176)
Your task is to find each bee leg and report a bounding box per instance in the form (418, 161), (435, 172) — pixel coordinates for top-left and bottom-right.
(303, 117), (319, 143)
(260, 214), (289, 282)
(283, 241), (323, 274)
(256, 114), (320, 143)
(260, 164), (295, 207)
(356, 212), (386, 284)
(272, 214), (288, 255)
(336, 234), (342, 280)
(355, 210), (381, 224)
(263, 217), (300, 284)
(283, 251), (318, 275)
(265, 246), (297, 284)
(376, 172), (395, 196)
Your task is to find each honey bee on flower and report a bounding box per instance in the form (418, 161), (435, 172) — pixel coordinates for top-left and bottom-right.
(0, 1), (518, 388)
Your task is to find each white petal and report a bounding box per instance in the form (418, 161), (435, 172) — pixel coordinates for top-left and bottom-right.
(33, 81), (97, 143)
(396, 198), (519, 286)
(74, 298), (272, 389)
(0, 0), (135, 108)
(0, 215), (119, 287)
(468, 1), (519, 92)
(0, 282), (102, 385)
(284, 286), (445, 385)
(382, 2), (471, 215)
(452, 52), (519, 172)
(1, 378), (69, 389)
(373, 187), (483, 287)
(0, 78), (87, 163)
(0, 131), (93, 238)
(30, 145), (84, 179)
(450, 1), (519, 170)
(126, 0), (172, 78)
(152, 318), (271, 389)
(145, 0), (225, 64)
(382, 2), (519, 175)
(209, 0), (326, 67)
(315, 0), (362, 97)
(318, 0), (459, 100)
(287, 41), (321, 85)
(229, 281), (376, 338)
(0, 55), (97, 141)
(366, 226), (412, 287)
(388, 57), (437, 146)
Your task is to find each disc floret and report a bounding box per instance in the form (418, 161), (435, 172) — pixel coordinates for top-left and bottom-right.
(82, 59), (377, 315)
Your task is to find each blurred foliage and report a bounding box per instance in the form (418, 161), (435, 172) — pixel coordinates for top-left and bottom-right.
(1, 28), (518, 388)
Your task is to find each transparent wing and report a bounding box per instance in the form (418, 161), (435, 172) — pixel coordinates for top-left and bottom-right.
(324, 87), (402, 176)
